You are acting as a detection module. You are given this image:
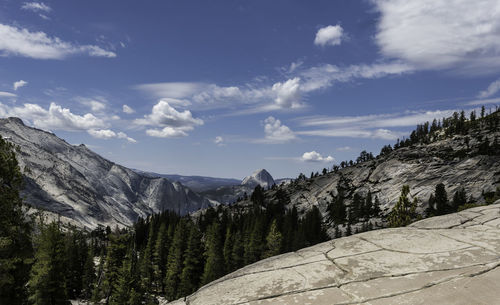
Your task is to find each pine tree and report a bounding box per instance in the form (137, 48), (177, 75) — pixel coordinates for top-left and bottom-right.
(99, 231), (129, 304)
(222, 227), (233, 272)
(230, 231), (244, 271)
(81, 247), (96, 299)
(152, 222), (169, 293)
(263, 220), (282, 258)
(28, 222), (70, 305)
(140, 222), (155, 293)
(452, 188), (467, 211)
(434, 183), (449, 215)
(109, 249), (135, 305)
(0, 136), (33, 305)
(164, 220), (187, 300)
(178, 223), (204, 297)
(201, 222), (224, 285)
(388, 185), (417, 227)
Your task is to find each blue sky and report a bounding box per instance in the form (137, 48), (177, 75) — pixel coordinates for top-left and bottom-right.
(0, 0), (500, 179)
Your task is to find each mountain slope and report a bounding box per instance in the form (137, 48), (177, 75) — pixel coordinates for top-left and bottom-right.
(136, 171), (241, 192)
(226, 111), (500, 236)
(0, 117), (215, 229)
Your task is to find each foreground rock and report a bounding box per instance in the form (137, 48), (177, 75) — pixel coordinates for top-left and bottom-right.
(168, 201), (500, 305)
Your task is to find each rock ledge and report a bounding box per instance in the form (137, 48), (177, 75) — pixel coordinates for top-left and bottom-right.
(169, 201), (500, 305)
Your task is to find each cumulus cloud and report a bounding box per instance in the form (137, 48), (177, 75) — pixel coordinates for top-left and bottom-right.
(21, 2), (51, 12)
(260, 116), (296, 143)
(478, 79), (500, 99)
(135, 100), (203, 138)
(88, 129), (136, 143)
(372, 0), (500, 73)
(0, 102), (107, 131)
(314, 25), (344, 47)
(13, 80), (28, 91)
(301, 151), (334, 163)
(122, 104), (135, 114)
(272, 77), (301, 108)
(0, 24), (116, 59)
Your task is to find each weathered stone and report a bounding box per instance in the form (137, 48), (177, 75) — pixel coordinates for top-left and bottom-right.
(169, 204), (500, 305)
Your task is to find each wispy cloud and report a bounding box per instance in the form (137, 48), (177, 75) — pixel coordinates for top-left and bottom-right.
(0, 24), (116, 59)
(21, 2), (51, 13)
(477, 79), (500, 99)
(0, 91), (17, 98)
(295, 109), (460, 140)
(465, 97), (500, 106)
(122, 104), (135, 114)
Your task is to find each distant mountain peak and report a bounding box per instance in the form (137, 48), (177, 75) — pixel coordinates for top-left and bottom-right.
(241, 169), (275, 188)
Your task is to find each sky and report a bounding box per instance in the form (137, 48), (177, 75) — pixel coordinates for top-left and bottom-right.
(0, 0), (500, 179)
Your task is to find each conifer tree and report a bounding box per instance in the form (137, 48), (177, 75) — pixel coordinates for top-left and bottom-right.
(388, 185), (417, 227)
(140, 222), (155, 292)
(230, 231), (244, 271)
(0, 137), (33, 305)
(201, 222), (224, 285)
(99, 231), (129, 304)
(434, 183), (449, 215)
(109, 250), (135, 305)
(452, 188), (467, 211)
(81, 247), (96, 299)
(28, 222), (70, 305)
(178, 223), (204, 297)
(263, 220), (282, 258)
(222, 227), (233, 271)
(164, 220), (187, 300)
(152, 222), (169, 293)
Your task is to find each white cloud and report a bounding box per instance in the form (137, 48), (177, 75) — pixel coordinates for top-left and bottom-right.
(272, 77), (301, 108)
(21, 2), (51, 13)
(466, 97), (500, 106)
(295, 109), (461, 140)
(88, 129), (136, 143)
(336, 146), (352, 151)
(135, 82), (208, 99)
(122, 104), (135, 114)
(300, 61), (413, 92)
(214, 136), (224, 146)
(478, 79), (500, 98)
(135, 100), (203, 138)
(78, 99), (106, 112)
(0, 102), (107, 131)
(372, 0), (500, 73)
(301, 151), (334, 163)
(87, 129), (115, 139)
(13, 80), (28, 91)
(0, 91), (17, 97)
(314, 25), (344, 47)
(0, 24), (116, 59)
(260, 116), (296, 144)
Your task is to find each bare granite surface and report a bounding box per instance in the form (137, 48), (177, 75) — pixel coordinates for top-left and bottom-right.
(168, 201), (500, 305)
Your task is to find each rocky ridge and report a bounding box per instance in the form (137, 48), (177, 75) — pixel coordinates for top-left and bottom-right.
(264, 122), (499, 235)
(0, 117), (215, 229)
(167, 200), (500, 305)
